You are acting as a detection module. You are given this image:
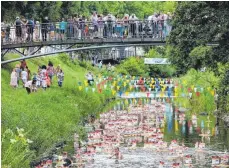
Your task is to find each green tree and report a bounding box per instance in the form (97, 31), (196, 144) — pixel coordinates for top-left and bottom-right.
(168, 2), (229, 73)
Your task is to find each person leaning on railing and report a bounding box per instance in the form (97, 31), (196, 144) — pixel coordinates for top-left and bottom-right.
(3, 14), (174, 44)
(15, 17), (23, 42)
(25, 16), (34, 42)
(59, 18), (67, 40)
(97, 14), (104, 39)
(41, 17), (49, 41)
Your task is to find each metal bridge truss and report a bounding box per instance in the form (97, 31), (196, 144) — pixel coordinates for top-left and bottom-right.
(1, 43), (166, 64)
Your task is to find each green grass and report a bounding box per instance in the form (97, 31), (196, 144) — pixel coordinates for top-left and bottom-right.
(1, 53), (115, 167)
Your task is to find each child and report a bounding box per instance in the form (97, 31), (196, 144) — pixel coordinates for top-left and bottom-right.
(36, 71), (41, 88)
(24, 79), (36, 94)
(57, 69), (64, 87)
(31, 81), (37, 92)
(46, 76), (51, 88)
(32, 73), (38, 92)
(41, 69), (47, 90)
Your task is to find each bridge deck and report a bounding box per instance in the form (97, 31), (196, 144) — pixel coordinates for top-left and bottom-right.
(1, 38), (165, 49)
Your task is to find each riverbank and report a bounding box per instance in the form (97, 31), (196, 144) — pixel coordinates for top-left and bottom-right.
(1, 53), (115, 168)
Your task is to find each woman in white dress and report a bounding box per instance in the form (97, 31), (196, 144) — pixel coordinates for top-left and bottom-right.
(10, 69), (18, 88)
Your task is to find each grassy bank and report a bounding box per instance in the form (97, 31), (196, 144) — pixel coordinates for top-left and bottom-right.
(1, 53), (115, 167)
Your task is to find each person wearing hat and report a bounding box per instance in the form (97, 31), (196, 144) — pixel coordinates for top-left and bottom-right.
(15, 16), (22, 42)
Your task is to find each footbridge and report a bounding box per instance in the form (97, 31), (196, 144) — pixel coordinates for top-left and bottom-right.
(1, 21), (219, 64)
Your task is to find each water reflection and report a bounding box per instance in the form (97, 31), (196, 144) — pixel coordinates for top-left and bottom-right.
(78, 100), (229, 168)
(163, 103), (229, 152)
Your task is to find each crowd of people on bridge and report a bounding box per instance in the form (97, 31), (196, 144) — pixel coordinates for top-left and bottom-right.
(10, 60), (65, 94)
(1, 11), (173, 43)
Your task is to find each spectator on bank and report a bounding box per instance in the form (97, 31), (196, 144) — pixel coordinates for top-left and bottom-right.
(36, 70), (41, 88)
(47, 61), (55, 83)
(99, 61), (103, 69)
(24, 79), (36, 94)
(25, 66), (31, 80)
(41, 66), (47, 90)
(57, 69), (64, 87)
(15, 64), (21, 86)
(86, 71), (94, 85)
(55, 64), (61, 76)
(107, 62), (112, 71)
(47, 76), (51, 88)
(10, 68), (18, 88)
(20, 59), (27, 69)
(21, 68), (28, 86)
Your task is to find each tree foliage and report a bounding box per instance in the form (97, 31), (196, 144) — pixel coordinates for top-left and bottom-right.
(145, 46), (177, 77)
(168, 2), (229, 74)
(168, 2), (229, 113)
(175, 69), (220, 114)
(116, 57), (148, 76)
(1, 1), (177, 22)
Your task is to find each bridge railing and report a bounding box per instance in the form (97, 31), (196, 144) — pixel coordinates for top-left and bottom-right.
(1, 20), (172, 45)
